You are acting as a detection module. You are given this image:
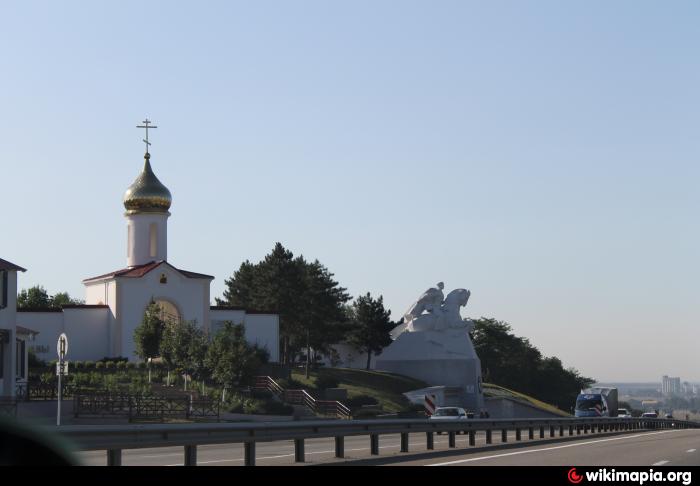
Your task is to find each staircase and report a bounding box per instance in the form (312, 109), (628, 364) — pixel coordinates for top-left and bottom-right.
(254, 376), (351, 419)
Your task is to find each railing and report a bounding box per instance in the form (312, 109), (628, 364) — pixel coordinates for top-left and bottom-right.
(16, 381), (78, 401)
(254, 375), (351, 419)
(73, 393), (220, 422)
(52, 416), (700, 466)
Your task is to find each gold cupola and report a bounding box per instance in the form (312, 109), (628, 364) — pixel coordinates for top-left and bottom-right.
(123, 152), (172, 214)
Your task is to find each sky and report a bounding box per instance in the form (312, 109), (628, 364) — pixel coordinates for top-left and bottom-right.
(1, 1), (698, 383)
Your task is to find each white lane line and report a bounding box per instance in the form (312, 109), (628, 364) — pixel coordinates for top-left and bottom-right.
(687, 449), (696, 453)
(653, 460), (669, 466)
(427, 430), (680, 466)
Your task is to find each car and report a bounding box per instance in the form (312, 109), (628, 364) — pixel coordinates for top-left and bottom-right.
(617, 408), (632, 418)
(430, 407), (473, 434)
(642, 411), (658, 418)
(665, 413), (673, 419)
(429, 407), (469, 420)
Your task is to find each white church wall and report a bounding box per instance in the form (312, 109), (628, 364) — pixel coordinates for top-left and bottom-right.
(16, 311), (64, 362)
(209, 309), (279, 363)
(63, 307), (111, 361)
(117, 264), (210, 360)
(244, 314), (279, 363)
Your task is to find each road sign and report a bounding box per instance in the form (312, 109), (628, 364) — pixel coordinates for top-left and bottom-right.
(56, 361), (69, 376)
(57, 333), (68, 360)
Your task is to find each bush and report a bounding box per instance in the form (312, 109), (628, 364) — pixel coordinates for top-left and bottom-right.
(138, 361), (147, 369)
(126, 362), (136, 370)
(116, 361), (127, 370)
(315, 374), (340, 390)
(72, 361), (83, 370)
(95, 361), (105, 370)
(346, 395), (378, 408)
(104, 361), (115, 370)
(83, 361), (95, 370)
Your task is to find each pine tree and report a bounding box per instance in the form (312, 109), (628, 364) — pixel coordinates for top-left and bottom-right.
(346, 293), (395, 370)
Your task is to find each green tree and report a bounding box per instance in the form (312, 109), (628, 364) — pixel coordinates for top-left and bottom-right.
(205, 321), (264, 400)
(298, 259), (351, 377)
(133, 301), (166, 381)
(160, 319), (207, 391)
(17, 286), (83, 309)
(51, 292), (84, 307)
(346, 293), (395, 370)
(471, 318), (594, 410)
(17, 286), (51, 309)
(217, 243), (350, 367)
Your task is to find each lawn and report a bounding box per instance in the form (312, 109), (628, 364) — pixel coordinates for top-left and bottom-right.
(291, 367), (428, 413)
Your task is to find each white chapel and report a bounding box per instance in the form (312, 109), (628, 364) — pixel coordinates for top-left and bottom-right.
(10, 129), (279, 365)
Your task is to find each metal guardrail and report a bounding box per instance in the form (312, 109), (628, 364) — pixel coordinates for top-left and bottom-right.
(52, 416), (699, 466)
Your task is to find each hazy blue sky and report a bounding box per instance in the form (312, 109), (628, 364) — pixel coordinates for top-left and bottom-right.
(1, 1), (698, 382)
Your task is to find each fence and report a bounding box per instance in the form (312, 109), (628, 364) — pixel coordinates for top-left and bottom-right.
(16, 381), (78, 401)
(73, 393), (220, 422)
(53, 416), (700, 466)
(254, 376), (351, 419)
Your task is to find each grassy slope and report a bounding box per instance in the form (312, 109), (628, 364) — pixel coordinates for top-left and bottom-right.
(483, 383), (571, 417)
(291, 368), (569, 416)
(291, 368), (427, 413)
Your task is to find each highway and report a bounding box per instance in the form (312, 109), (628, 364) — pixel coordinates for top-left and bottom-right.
(74, 427), (700, 466)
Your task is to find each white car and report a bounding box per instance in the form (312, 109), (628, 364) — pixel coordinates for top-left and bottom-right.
(617, 408), (632, 418)
(430, 407), (471, 434)
(429, 407), (470, 420)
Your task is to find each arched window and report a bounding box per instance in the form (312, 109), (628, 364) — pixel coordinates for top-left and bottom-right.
(149, 223), (157, 258)
(154, 299), (180, 323)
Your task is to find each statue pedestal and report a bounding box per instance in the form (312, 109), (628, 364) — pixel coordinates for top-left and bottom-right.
(375, 329), (484, 411)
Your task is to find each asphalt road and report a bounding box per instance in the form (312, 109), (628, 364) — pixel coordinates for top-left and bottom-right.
(74, 428), (700, 466)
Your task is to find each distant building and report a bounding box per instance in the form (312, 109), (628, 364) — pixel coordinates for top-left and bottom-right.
(661, 375), (681, 395)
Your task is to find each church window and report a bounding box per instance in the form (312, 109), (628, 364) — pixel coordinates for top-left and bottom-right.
(154, 300), (180, 323)
(160, 274), (167, 284)
(149, 223), (157, 258)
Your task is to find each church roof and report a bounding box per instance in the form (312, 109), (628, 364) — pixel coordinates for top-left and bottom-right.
(0, 258), (26, 272)
(83, 260), (214, 283)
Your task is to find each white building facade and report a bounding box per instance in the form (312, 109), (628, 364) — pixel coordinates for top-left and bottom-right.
(0, 258), (36, 397)
(16, 149), (279, 364)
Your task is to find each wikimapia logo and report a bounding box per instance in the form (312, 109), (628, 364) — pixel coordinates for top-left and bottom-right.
(567, 468), (693, 485)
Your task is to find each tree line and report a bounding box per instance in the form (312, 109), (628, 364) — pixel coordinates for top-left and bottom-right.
(134, 301), (269, 396)
(215, 242), (394, 376)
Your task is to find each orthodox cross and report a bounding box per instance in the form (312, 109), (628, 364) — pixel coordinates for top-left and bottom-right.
(136, 118), (158, 153)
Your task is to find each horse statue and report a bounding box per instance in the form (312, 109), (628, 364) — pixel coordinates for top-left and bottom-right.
(390, 284), (474, 339)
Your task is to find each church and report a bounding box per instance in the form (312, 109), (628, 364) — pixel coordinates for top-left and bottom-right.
(5, 125), (279, 371)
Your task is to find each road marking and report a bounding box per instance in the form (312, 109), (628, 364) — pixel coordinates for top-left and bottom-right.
(687, 449), (696, 453)
(652, 460), (669, 466)
(427, 430), (680, 466)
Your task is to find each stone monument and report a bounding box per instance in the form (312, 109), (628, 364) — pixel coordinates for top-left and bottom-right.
(375, 282), (484, 411)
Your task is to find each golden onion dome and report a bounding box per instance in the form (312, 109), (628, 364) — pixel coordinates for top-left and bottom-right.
(123, 153), (172, 214)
